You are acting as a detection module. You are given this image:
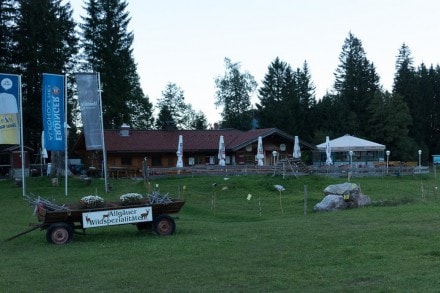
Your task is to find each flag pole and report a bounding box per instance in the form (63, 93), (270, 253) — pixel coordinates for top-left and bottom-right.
(19, 75), (25, 196)
(64, 75), (68, 196)
(97, 73), (108, 192)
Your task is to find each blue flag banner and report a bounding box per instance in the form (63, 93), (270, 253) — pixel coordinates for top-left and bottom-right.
(42, 73), (65, 151)
(0, 73), (20, 145)
(76, 73), (103, 150)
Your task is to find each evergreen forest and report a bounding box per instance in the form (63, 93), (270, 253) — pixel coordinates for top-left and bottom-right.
(1, 0), (440, 162)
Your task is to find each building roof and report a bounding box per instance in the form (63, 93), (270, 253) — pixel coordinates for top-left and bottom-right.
(316, 134), (385, 152)
(73, 128), (316, 153)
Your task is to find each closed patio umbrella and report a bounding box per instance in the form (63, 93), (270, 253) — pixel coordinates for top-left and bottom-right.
(293, 136), (301, 159)
(218, 135), (226, 166)
(257, 136), (264, 166)
(176, 135), (183, 168)
(325, 136), (333, 165)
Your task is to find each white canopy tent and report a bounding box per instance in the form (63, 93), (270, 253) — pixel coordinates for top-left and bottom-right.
(316, 134), (385, 167)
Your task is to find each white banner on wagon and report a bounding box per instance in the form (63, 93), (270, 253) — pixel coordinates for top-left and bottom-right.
(82, 207), (153, 228)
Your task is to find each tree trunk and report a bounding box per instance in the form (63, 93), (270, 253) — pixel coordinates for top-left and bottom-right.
(49, 151), (73, 177)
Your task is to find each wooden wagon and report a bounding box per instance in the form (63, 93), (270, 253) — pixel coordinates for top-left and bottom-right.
(7, 195), (185, 245)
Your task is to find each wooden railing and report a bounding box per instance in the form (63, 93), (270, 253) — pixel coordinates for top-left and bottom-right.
(4, 163), (429, 180)
(145, 165), (275, 178)
(309, 165), (429, 177)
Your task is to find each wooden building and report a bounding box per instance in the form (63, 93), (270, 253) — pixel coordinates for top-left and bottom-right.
(72, 127), (314, 175)
(0, 145), (32, 178)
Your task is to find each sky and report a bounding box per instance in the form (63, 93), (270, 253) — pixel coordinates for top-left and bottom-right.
(71, 0), (440, 124)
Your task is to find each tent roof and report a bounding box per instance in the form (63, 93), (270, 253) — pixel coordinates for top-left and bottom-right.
(316, 134), (385, 152)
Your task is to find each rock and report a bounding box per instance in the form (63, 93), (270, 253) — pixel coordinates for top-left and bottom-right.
(51, 178), (59, 187)
(352, 193), (371, 206)
(324, 182), (359, 195)
(313, 194), (346, 211)
(314, 182), (372, 212)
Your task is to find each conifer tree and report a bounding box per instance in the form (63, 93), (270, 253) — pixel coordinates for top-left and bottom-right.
(80, 0), (153, 129)
(334, 32), (380, 136)
(180, 105), (208, 130)
(312, 93), (340, 141)
(156, 82), (208, 130)
(294, 61), (316, 141)
(415, 64), (435, 153)
(15, 0), (78, 147)
(393, 44), (421, 141)
(392, 44), (434, 159)
(0, 0), (17, 73)
(156, 105), (176, 130)
(256, 57), (295, 130)
(393, 43), (415, 94)
(13, 0), (78, 176)
(366, 91), (415, 160)
(257, 58), (316, 139)
(429, 66), (440, 154)
(156, 83), (186, 130)
(189, 110), (208, 130)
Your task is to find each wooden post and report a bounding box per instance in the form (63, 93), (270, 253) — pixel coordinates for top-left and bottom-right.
(279, 191), (284, 214)
(259, 196), (262, 216)
(304, 185), (308, 215)
(211, 192), (216, 211)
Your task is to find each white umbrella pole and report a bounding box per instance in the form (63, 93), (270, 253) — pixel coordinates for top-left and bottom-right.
(19, 75), (25, 196)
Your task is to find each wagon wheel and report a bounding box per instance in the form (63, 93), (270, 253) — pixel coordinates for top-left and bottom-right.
(153, 215), (176, 236)
(46, 223), (74, 245)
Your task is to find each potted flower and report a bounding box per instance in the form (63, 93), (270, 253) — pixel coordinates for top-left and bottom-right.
(120, 193), (143, 205)
(80, 195), (104, 209)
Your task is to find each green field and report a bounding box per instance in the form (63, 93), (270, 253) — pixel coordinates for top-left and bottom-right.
(1, 173), (440, 292)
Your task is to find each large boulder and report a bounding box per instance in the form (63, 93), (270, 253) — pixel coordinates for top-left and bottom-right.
(324, 182), (359, 196)
(314, 182), (371, 212)
(313, 194), (346, 212)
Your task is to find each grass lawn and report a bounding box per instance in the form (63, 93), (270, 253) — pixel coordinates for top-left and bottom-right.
(1, 173), (440, 292)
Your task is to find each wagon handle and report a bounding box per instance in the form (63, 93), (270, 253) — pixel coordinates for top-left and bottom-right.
(4, 224), (43, 242)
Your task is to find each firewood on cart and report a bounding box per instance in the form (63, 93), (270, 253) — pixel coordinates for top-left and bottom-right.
(24, 193), (70, 213)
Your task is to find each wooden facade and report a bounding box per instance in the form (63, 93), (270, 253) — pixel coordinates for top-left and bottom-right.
(0, 145), (32, 178)
(71, 128), (315, 176)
